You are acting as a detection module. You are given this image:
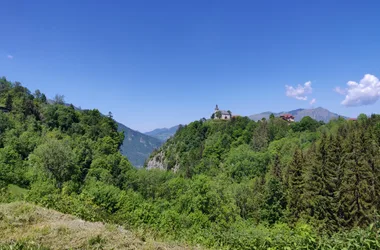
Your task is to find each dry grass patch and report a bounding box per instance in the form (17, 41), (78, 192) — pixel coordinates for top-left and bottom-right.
(0, 202), (200, 250)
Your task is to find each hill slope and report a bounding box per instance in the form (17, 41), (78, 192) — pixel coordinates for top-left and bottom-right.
(49, 101), (163, 168)
(249, 107), (347, 122)
(118, 122), (163, 167)
(0, 202), (195, 250)
(2, 77), (380, 249)
(145, 125), (180, 142)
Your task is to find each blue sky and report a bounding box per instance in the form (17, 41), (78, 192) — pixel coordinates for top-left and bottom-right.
(1, 0), (380, 132)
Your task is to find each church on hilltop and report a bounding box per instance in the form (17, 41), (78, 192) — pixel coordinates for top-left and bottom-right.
(213, 105), (232, 120)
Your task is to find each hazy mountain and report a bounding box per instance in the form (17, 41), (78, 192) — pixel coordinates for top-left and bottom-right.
(145, 125), (180, 142)
(117, 122), (163, 168)
(248, 111), (274, 121)
(249, 107), (348, 123)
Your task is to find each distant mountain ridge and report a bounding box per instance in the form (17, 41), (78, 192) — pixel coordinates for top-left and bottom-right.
(145, 125), (180, 142)
(249, 107), (348, 123)
(117, 122), (163, 168)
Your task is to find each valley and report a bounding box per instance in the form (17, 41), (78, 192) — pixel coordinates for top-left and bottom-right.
(1, 77), (380, 249)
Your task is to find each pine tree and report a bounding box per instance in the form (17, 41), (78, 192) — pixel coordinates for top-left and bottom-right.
(303, 133), (337, 231)
(363, 127), (380, 212)
(302, 143), (320, 218)
(40, 93), (47, 103)
(5, 94), (12, 111)
(272, 154), (282, 179)
(286, 147), (305, 222)
(262, 154), (286, 224)
(338, 125), (375, 228)
(328, 134), (344, 228)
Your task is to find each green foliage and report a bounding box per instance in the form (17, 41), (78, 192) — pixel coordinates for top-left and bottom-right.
(292, 115), (321, 132)
(286, 147), (305, 222)
(31, 139), (78, 187)
(1, 77), (380, 249)
(0, 242), (50, 250)
(226, 144), (269, 182)
(0, 146), (24, 185)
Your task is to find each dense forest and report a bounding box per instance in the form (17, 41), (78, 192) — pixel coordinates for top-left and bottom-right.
(1, 77), (380, 249)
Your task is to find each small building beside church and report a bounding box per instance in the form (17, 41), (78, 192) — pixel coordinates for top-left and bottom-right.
(213, 105), (232, 120)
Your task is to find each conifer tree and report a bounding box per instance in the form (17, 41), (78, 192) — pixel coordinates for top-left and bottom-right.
(286, 147), (305, 222)
(5, 94), (12, 110)
(262, 154), (286, 224)
(328, 133), (344, 228)
(272, 154), (282, 179)
(338, 126), (374, 228)
(40, 93), (47, 103)
(362, 127), (380, 212)
(303, 134), (337, 231)
(302, 143), (320, 219)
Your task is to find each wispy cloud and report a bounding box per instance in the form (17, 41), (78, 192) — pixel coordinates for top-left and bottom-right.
(335, 74), (380, 107)
(285, 81), (312, 100)
(309, 98), (316, 105)
(334, 86), (346, 95)
(7, 55), (13, 59)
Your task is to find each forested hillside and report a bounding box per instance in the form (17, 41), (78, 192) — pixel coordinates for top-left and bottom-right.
(41, 100), (162, 168)
(146, 114), (380, 247)
(118, 122), (163, 167)
(1, 77), (380, 249)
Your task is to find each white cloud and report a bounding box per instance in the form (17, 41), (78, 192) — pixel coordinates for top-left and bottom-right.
(7, 55), (13, 59)
(334, 86), (346, 95)
(336, 74), (380, 107)
(310, 98), (316, 105)
(285, 81), (312, 100)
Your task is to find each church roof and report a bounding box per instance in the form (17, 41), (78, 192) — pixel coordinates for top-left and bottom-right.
(214, 105), (231, 116)
(219, 110), (230, 115)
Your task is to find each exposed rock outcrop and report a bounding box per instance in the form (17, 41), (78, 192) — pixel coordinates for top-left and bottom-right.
(146, 151), (167, 170)
(146, 151), (179, 172)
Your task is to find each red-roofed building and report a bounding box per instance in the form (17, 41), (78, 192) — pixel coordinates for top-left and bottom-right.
(280, 114), (295, 122)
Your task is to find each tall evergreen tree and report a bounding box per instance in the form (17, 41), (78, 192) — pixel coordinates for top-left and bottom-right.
(286, 147), (305, 222)
(272, 154), (282, 179)
(5, 94), (12, 111)
(40, 93), (47, 103)
(302, 143), (320, 218)
(338, 126), (375, 228)
(303, 134), (337, 231)
(362, 127), (380, 212)
(328, 134), (344, 228)
(262, 155), (286, 224)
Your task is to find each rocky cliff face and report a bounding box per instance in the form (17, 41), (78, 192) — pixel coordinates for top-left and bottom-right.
(146, 151), (166, 170)
(146, 151), (180, 172)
